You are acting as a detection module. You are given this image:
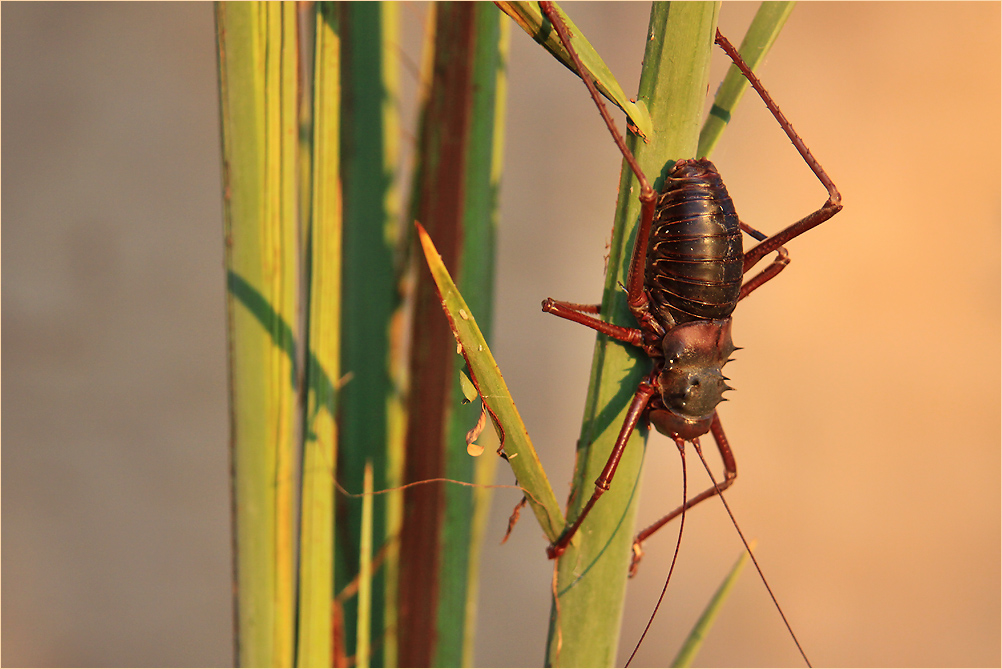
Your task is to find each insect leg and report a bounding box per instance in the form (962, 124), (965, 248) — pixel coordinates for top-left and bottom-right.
(547, 374), (658, 559)
(739, 246), (789, 301)
(713, 30), (842, 275)
(628, 412), (737, 576)
(736, 220), (790, 301)
(542, 300), (601, 314)
(541, 298), (644, 347)
(538, 1), (657, 321)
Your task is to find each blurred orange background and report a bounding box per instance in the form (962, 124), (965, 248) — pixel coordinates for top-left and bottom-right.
(4, 2), (999, 667)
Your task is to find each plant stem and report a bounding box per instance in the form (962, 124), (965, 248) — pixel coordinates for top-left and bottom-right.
(217, 2), (301, 665)
(337, 4), (400, 664)
(545, 4), (720, 666)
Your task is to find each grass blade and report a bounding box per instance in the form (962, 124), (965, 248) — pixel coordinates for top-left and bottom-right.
(415, 222), (565, 542)
(461, 12), (511, 666)
(496, 0), (653, 137)
(355, 461), (374, 669)
(543, 4), (720, 666)
(295, 3), (341, 666)
(697, 1), (796, 157)
(671, 544), (754, 667)
(398, 6), (522, 662)
(336, 4), (401, 664)
(216, 2), (300, 665)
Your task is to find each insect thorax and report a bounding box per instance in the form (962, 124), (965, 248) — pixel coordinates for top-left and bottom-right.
(650, 318), (736, 440)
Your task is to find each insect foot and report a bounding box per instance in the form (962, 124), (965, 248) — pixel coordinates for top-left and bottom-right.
(628, 541), (645, 578)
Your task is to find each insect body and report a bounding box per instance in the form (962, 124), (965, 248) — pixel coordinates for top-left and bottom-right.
(643, 160), (741, 440)
(648, 160), (743, 327)
(537, 2), (841, 594)
(534, 4), (842, 664)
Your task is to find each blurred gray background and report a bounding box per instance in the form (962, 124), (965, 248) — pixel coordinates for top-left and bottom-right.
(3, 2), (999, 667)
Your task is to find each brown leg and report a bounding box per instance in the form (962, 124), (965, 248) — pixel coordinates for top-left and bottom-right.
(538, 1), (657, 322)
(714, 31), (842, 276)
(628, 412), (737, 576)
(739, 246), (789, 302)
(541, 298), (644, 347)
(544, 300), (601, 314)
(548, 374), (658, 559)
(737, 220), (790, 301)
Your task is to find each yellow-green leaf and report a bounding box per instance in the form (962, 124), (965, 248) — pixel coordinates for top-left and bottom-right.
(415, 221), (564, 542)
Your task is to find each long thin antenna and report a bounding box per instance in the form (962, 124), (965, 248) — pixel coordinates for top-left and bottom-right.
(692, 442), (812, 667)
(626, 437), (688, 667)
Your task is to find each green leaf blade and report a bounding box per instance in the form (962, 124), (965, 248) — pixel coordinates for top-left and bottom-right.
(416, 222), (565, 542)
(698, 1), (796, 158)
(336, 4), (401, 665)
(399, 5), (515, 665)
(672, 544), (754, 667)
(496, 1), (653, 138)
(295, 4), (341, 666)
(543, 4), (721, 667)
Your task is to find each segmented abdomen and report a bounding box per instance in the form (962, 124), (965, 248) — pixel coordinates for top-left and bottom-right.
(646, 159), (743, 327)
